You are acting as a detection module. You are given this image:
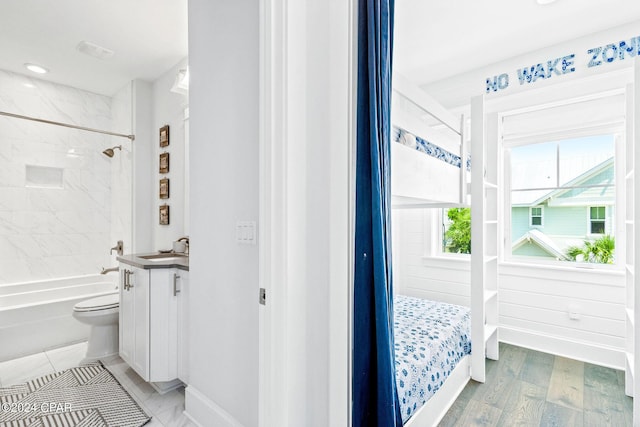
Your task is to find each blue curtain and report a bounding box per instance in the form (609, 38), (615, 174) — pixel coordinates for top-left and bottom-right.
(353, 0), (401, 426)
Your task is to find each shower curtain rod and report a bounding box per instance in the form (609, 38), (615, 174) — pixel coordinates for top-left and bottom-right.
(0, 111), (135, 141)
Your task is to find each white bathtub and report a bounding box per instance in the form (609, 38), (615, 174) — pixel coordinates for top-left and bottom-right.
(0, 274), (119, 362)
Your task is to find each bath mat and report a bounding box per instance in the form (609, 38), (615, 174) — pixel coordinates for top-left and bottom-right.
(0, 362), (150, 427)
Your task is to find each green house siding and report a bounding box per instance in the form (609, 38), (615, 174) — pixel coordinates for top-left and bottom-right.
(512, 207), (531, 241)
(513, 241), (554, 257)
(555, 167), (615, 204)
(511, 205), (588, 242)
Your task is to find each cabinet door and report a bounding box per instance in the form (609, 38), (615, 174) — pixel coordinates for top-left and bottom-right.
(149, 269), (180, 382)
(177, 270), (189, 383)
(119, 266), (135, 367)
(119, 264), (150, 380)
(131, 266), (150, 380)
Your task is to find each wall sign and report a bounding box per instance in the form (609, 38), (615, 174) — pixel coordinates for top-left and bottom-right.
(486, 36), (640, 94)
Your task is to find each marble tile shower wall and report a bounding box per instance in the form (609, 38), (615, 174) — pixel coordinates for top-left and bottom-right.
(0, 70), (132, 284)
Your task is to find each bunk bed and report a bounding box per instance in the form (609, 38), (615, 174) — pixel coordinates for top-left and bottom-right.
(391, 75), (497, 426)
(391, 75), (468, 209)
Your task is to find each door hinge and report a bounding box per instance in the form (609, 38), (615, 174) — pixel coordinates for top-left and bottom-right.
(259, 288), (266, 305)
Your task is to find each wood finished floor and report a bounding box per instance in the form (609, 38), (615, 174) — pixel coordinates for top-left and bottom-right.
(438, 343), (632, 427)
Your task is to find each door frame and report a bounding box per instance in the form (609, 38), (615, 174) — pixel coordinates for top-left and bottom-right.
(258, 0), (357, 425)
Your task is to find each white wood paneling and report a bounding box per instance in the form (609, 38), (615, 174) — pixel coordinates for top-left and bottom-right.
(499, 315), (625, 349)
(500, 303), (624, 338)
(500, 267), (624, 304)
(404, 265), (471, 284)
(500, 289), (625, 320)
(404, 276), (470, 297)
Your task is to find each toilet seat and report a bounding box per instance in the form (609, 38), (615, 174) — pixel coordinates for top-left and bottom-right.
(74, 293), (119, 312)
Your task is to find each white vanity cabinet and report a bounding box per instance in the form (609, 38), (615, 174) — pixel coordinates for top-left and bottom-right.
(119, 263), (186, 386)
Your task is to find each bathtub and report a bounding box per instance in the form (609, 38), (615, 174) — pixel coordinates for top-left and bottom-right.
(0, 274), (119, 362)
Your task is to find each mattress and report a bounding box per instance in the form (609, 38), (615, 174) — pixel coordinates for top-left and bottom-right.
(394, 294), (471, 423)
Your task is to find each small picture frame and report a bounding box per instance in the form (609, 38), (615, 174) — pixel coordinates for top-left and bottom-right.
(159, 152), (170, 173)
(159, 178), (170, 199)
(159, 204), (170, 225)
(160, 125), (170, 147)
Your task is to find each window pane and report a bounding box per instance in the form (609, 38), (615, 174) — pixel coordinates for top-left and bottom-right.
(510, 135), (615, 264)
(590, 206), (605, 220)
(442, 208), (471, 254)
(591, 221), (605, 234)
(559, 136), (615, 186)
(511, 142), (557, 190)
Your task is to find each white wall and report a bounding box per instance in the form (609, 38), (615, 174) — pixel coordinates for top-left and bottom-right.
(132, 80), (154, 254)
(393, 208), (626, 369)
(187, 0), (354, 425)
(126, 63), (188, 257)
(151, 59), (189, 250)
(186, 1), (259, 426)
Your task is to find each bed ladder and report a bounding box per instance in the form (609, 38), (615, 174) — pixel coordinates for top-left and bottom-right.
(470, 95), (500, 383)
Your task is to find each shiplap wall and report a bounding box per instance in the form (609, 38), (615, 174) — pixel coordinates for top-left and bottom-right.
(392, 208), (626, 369)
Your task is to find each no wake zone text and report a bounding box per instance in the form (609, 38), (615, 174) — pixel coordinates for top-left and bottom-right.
(486, 36), (640, 93)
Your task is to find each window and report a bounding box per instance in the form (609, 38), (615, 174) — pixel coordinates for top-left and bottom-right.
(590, 206), (606, 234)
(508, 134), (616, 264)
(530, 207), (543, 227)
(441, 208), (471, 254)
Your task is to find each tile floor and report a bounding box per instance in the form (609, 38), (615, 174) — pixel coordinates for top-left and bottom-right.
(0, 342), (196, 427)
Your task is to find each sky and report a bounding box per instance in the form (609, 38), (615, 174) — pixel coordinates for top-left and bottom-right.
(510, 134), (615, 205)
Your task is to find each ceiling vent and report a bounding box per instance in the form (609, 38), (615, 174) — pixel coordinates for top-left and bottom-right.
(76, 41), (114, 60)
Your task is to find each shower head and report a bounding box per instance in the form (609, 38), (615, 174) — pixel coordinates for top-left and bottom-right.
(102, 145), (122, 158)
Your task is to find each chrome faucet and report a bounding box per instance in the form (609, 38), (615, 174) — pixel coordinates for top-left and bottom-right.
(110, 240), (124, 256)
(176, 236), (189, 254)
(101, 266), (119, 275)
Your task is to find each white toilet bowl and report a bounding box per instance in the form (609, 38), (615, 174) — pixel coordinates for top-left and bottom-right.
(72, 293), (119, 364)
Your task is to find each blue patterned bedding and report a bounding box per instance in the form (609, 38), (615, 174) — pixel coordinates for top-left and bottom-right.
(394, 294), (471, 424)
(392, 125), (472, 171)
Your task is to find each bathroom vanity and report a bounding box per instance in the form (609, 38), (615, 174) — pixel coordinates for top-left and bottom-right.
(117, 253), (189, 393)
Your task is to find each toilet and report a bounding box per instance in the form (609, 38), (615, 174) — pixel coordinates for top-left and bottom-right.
(72, 292), (119, 363)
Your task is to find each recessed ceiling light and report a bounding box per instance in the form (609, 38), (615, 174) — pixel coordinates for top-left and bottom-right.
(24, 63), (49, 74)
(23, 83), (36, 89)
(536, 0), (558, 4)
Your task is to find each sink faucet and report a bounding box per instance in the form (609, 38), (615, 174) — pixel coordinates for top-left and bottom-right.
(101, 266), (119, 275)
(110, 240), (124, 256)
(176, 236), (189, 254)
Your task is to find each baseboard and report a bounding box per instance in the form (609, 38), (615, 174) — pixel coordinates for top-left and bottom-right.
(150, 378), (183, 395)
(500, 326), (625, 370)
(184, 386), (244, 427)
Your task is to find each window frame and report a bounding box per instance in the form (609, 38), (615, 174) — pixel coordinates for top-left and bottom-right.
(588, 205), (607, 235)
(529, 206), (544, 228)
(503, 127), (623, 270)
